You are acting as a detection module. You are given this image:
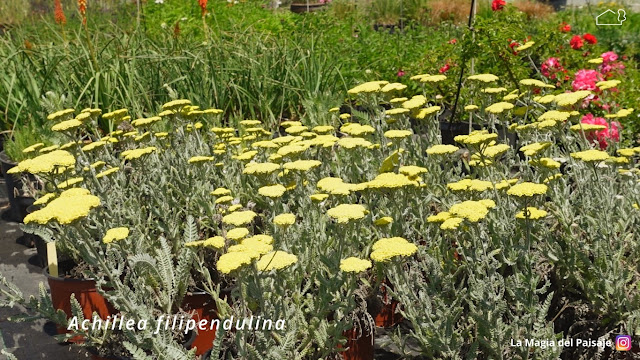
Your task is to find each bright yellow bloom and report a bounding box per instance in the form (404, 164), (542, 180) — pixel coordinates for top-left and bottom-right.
(283, 160), (322, 171)
(402, 95), (427, 110)
(399, 165), (427, 177)
(8, 150), (75, 175)
(131, 116), (162, 127)
(485, 102), (514, 114)
(482, 87), (508, 94)
(96, 167), (120, 179)
(274, 213), (296, 227)
(359, 172), (418, 190)
(24, 188), (100, 225)
(162, 99), (191, 110)
(454, 130), (498, 145)
(374, 216), (393, 226)
(188, 156), (215, 164)
(23, 143), (45, 154)
(337, 137), (372, 149)
(427, 211), (452, 223)
(226, 228), (249, 241)
(58, 177), (84, 189)
(482, 144), (510, 158)
(33, 193), (56, 206)
(554, 91), (591, 106)
(440, 217), (463, 230)
(257, 251), (298, 271)
(530, 158), (560, 169)
(243, 162), (280, 175)
(222, 211), (257, 226)
(51, 119), (83, 132)
(467, 74), (499, 82)
(516, 207), (548, 220)
(426, 144), (459, 155)
(216, 252), (254, 274)
(215, 196), (234, 204)
(507, 182), (548, 197)
(327, 204), (368, 223)
(340, 123), (375, 136)
(449, 201), (491, 222)
(258, 184), (287, 198)
(310, 193), (329, 202)
(347, 81), (389, 95)
(570, 149), (610, 162)
(447, 179), (493, 192)
(211, 188), (231, 196)
(121, 147), (157, 160)
(370, 237), (417, 262)
(103, 227), (130, 244)
(384, 130), (413, 139)
(340, 257), (372, 273)
(520, 142), (551, 157)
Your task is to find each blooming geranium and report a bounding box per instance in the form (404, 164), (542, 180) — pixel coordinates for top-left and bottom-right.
(583, 33), (597, 45)
(570, 35), (583, 50)
(572, 70), (603, 91)
(599, 51), (625, 78)
(560, 22), (571, 32)
(491, 0), (505, 11)
(580, 114), (621, 149)
(541, 57), (567, 81)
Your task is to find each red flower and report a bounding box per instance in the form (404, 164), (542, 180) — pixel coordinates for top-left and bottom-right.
(439, 64), (451, 74)
(448, 38), (457, 45)
(397, 69), (405, 77)
(583, 33), (597, 45)
(54, 0), (67, 25)
(199, 0), (208, 16)
(560, 22), (571, 32)
(492, 0), (505, 11)
(570, 35), (583, 50)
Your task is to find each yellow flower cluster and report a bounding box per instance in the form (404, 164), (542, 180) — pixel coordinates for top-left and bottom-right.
(257, 251), (298, 271)
(340, 257), (372, 273)
(347, 81), (389, 95)
(516, 207), (548, 220)
(8, 150), (76, 175)
(370, 237), (417, 262)
(570, 149), (610, 162)
(25, 188), (100, 225)
(121, 147), (157, 160)
(103, 227), (130, 244)
(258, 184), (287, 198)
(327, 204), (368, 223)
(447, 179), (493, 192)
(454, 130), (498, 146)
(507, 182), (548, 197)
(222, 211), (257, 226)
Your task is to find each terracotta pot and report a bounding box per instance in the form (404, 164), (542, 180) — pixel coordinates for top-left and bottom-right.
(290, 2), (327, 13)
(182, 292), (219, 356)
(371, 280), (403, 328)
(44, 266), (116, 342)
(339, 327), (374, 360)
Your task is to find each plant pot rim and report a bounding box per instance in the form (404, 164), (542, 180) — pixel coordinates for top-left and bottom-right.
(0, 150), (16, 164)
(44, 265), (96, 283)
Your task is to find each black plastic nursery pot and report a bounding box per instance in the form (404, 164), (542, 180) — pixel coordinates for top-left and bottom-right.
(439, 121), (481, 145)
(0, 150), (35, 222)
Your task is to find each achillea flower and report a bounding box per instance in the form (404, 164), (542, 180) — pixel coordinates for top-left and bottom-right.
(415, 106), (441, 119)
(485, 102), (514, 114)
(337, 137), (372, 149)
(374, 217), (393, 226)
(232, 150), (258, 161)
(211, 188), (231, 196)
(370, 237), (417, 262)
(520, 142), (551, 157)
(8, 150), (76, 175)
(216, 252), (254, 274)
(244, 234), (274, 245)
(310, 193), (329, 202)
(570, 149), (610, 162)
(440, 217), (463, 230)
(340, 257), (372, 273)
(426, 144), (459, 155)
(96, 167), (120, 179)
(467, 74), (499, 82)
(482, 87), (508, 94)
(24, 188), (100, 225)
(33, 193), (56, 206)
(188, 156), (215, 164)
(215, 196), (234, 204)
(131, 116), (162, 127)
(274, 213), (296, 227)
(507, 182), (548, 197)
(222, 211), (257, 226)
(121, 147), (157, 160)
(103, 227), (130, 244)
(399, 166), (427, 177)
(530, 158), (560, 169)
(226, 228), (249, 241)
(52, 119), (83, 132)
(381, 82), (407, 92)
(283, 160), (322, 171)
(23, 143), (45, 154)
(228, 242), (272, 256)
(243, 162), (280, 175)
(384, 130), (413, 139)
(327, 204), (368, 223)
(347, 81), (389, 95)
(57, 177), (83, 189)
(449, 201), (491, 222)
(162, 99), (191, 111)
(427, 212), (452, 223)
(358, 173), (418, 190)
(454, 130), (498, 146)
(516, 207), (548, 220)
(340, 123), (375, 136)
(186, 236), (225, 249)
(257, 251), (298, 271)
(258, 184), (287, 198)
(402, 95), (427, 110)
(447, 179), (493, 192)
(317, 177), (357, 195)
(464, 105), (479, 111)
(482, 144), (510, 158)
(554, 90), (591, 106)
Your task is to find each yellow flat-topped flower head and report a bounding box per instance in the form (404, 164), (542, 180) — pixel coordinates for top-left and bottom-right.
(570, 149), (610, 162)
(427, 144), (459, 155)
(507, 182), (548, 197)
(374, 216), (393, 226)
(258, 184), (287, 198)
(103, 227), (130, 244)
(226, 227), (250, 241)
(216, 252), (254, 274)
(516, 207), (548, 220)
(340, 257), (372, 273)
(449, 200), (491, 222)
(121, 147), (157, 161)
(222, 211), (257, 226)
(274, 213), (296, 227)
(257, 251), (298, 271)
(467, 74), (499, 82)
(327, 204), (368, 223)
(370, 237), (417, 262)
(24, 188), (100, 225)
(441, 217), (463, 230)
(427, 211), (452, 223)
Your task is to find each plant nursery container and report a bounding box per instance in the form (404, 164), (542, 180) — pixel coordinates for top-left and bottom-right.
(45, 265), (116, 342)
(372, 280), (403, 328)
(0, 150), (35, 222)
(182, 291), (220, 356)
(290, 2), (327, 13)
(339, 327), (374, 360)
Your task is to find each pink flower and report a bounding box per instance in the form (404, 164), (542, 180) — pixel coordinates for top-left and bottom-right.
(541, 57), (564, 79)
(397, 69), (405, 77)
(448, 38), (457, 45)
(439, 64), (450, 74)
(601, 51), (618, 63)
(581, 113), (621, 149)
(572, 69), (603, 91)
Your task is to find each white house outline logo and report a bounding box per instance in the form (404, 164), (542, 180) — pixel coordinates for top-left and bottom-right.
(596, 9), (626, 26)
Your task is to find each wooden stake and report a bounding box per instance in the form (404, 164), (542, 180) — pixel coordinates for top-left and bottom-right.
(47, 242), (58, 277)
